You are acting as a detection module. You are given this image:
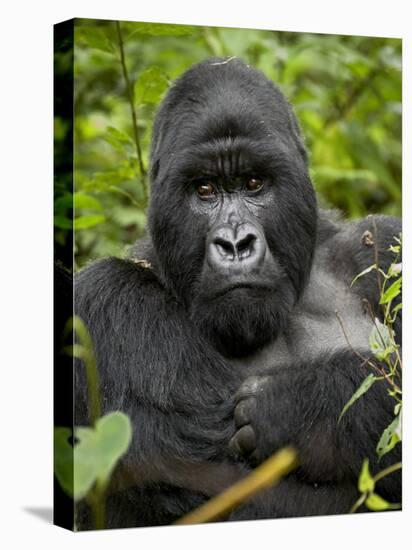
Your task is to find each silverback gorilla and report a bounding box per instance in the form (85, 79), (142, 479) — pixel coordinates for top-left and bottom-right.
(75, 57), (402, 528)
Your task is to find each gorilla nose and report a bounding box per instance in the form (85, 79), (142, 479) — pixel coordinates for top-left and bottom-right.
(207, 223), (266, 272)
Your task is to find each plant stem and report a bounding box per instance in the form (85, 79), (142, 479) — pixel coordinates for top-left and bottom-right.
(175, 447), (298, 525)
(115, 21), (147, 201)
(69, 317), (102, 426)
(335, 310), (390, 383)
(349, 493), (366, 514)
(374, 462), (402, 484)
(88, 487), (106, 530)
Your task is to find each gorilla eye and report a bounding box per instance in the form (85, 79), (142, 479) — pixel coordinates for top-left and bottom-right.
(196, 182), (216, 198)
(246, 178), (264, 192)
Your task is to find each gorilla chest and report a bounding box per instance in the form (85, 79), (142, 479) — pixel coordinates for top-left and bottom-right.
(232, 264), (374, 373)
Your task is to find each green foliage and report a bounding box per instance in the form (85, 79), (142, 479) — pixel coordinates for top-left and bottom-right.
(376, 414), (401, 461)
(369, 318), (396, 362)
(365, 492), (394, 512)
(340, 236), (402, 513)
(54, 316), (133, 528)
(358, 459), (375, 493)
(338, 373), (380, 422)
(53, 19), (402, 268)
(351, 459), (401, 513)
(54, 412), (132, 501)
(135, 66), (170, 105)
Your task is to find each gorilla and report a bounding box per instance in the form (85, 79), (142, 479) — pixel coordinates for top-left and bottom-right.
(74, 57), (402, 529)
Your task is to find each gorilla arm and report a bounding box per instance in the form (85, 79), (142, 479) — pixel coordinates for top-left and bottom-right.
(74, 258), (243, 497)
(230, 350), (400, 486)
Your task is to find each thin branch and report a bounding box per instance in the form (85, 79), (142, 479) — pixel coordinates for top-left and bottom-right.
(335, 310), (393, 386)
(371, 218), (382, 296)
(115, 21), (148, 201)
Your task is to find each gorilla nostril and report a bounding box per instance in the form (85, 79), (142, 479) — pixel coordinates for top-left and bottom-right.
(214, 237), (235, 259)
(236, 234), (256, 258)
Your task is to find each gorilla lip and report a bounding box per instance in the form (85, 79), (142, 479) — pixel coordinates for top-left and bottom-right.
(212, 282), (273, 298)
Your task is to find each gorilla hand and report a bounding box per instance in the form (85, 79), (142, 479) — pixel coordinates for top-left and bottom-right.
(229, 373), (296, 465)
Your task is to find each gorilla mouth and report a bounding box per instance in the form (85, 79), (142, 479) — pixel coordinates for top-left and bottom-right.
(212, 282), (273, 298)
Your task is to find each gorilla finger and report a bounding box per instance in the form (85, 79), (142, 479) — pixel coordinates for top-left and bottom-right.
(235, 375), (271, 402)
(229, 425), (257, 457)
(234, 398), (256, 428)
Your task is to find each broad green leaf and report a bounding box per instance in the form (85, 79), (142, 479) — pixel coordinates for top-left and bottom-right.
(358, 459), (375, 493)
(54, 427), (74, 497)
(351, 264), (377, 287)
(135, 67), (169, 105)
(73, 412), (132, 500)
(377, 415), (401, 460)
(380, 277), (402, 304)
(74, 193), (103, 211)
(339, 374), (378, 421)
(75, 215), (106, 230)
(365, 492), (391, 511)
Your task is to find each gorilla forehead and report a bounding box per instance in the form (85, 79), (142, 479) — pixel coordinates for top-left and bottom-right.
(151, 57), (306, 171)
(170, 135), (296, 183)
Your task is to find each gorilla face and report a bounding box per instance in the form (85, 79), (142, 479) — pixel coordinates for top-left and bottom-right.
(148, 58), (317, 356)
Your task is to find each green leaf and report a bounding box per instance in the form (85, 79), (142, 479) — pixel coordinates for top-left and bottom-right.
(74, 214), (106, 230)
(55, 193), (73, 212)
(358, 459), (375, 493)
(102, 126), (134, 153)
(54, 427), (74, 497)
(54, 215), (72, 229)
(369, 318), (395, 361)
(73, 412), (132, 500)
(377, 415), (401, 460)
(127, 22), (196, 37)
(76, 27), (116, 54)
(135, 67), (169, 105)
(365, 492), (391, 511)
(339, 374), (379, 421)
(380, 277), (402, 304)
(106, 126), (133, 144)
(387, 262), (402, 278)
(74, 193), (103, 211)
(351, 264), (377, 287)
(391, 302), (403, 317)
(54, 413), (135, 501)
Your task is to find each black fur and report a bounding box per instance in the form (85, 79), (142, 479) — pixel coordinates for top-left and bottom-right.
(74, 58), (401, 529)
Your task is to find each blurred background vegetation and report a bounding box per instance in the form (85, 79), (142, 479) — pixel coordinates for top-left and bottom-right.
(54, 19), (402, 270)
